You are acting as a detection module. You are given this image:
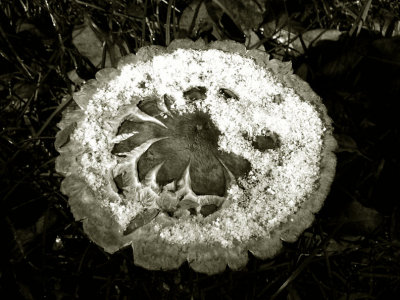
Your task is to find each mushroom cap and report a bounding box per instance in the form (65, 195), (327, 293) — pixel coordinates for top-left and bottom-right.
(55, 39), (336, 274)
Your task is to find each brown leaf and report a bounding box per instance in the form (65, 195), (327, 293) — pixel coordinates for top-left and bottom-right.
(273, 28), (342, 56)
(292, 29), (342, 54)
(205, 1), (244, 42)
(371, 37), (400, 63)
(369, 8), (400, 36)
(179, 0), (260, 42)
(72, 15), (123, 68)
(13, 82), (37, 101)
(67, 69), (85, 86)
(325, 238), (362, 254)
(339, 200), (383, 235)
(338, 292), (376, 300)
(245, 29), (264, 50)
(178, 0), (211, 38)
(55, 122), (76, 150)
(212, 0), (265, 31)
(17, 282), (34, 300)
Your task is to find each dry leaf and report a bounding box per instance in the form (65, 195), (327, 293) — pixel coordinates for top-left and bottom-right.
(179, 0), (263, 42)
(292, 29), (342, 54)
(325, 238), (362, 254)
(67, 69), (85, 86)
(72, 15), (124, 68)
(245, 29), (264, 50)
(178, 0), (211, 38)
(338, 292), (376, 300)
(339, 200), (383, 235)
(370, 8), (400, 36)
(15, 214), (57, 246)
(212, 0), (265, 31)
(274, 28), (342, 56)
(55, 122), (76, 150)
(371, 37), (400, 63)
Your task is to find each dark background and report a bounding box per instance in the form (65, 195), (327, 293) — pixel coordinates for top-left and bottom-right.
(1, 0), (399, 299)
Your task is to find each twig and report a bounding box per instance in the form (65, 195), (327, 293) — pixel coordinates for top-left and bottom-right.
(17, 72), (42, 121)
(172, 0), (178, 38)
(3, 94), (71, 166)
(18, 0), (29, 16)
(23, 115), (36, 137)
(2, 157), (56, 204)
(44, 0), (65, 53)
(74, 0), (143, 21)
(35, 94), (73, 138)
(141, 0), (148, 46)
(0, 24), (34, 80)
(349, 0), (372, 36)
(271, 222), (344, 299)
(160, 0), (181, 13)
(165, 0), (173, 45)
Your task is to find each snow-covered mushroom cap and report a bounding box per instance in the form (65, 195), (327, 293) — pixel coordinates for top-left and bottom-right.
(55, 39), (337, 274)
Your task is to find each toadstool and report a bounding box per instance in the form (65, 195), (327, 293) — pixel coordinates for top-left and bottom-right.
(55, 39), (337, 274)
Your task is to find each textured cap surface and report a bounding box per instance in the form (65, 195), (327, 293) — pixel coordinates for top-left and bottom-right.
(55, 39), (336, 274)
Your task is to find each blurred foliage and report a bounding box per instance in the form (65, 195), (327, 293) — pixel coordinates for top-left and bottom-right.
(1, 0), (400, 299)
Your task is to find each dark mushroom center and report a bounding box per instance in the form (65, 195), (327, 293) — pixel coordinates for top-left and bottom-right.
(112, 89), (252, 197)
(138, 110), (232, 196)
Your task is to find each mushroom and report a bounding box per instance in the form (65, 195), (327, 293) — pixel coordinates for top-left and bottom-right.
(55, 39), (336, 274)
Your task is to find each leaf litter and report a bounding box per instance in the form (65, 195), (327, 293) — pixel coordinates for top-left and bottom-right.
(1, 0), (400, 299)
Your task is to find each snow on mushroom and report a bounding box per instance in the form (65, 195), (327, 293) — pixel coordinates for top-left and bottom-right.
(55, 39), (337, 274)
